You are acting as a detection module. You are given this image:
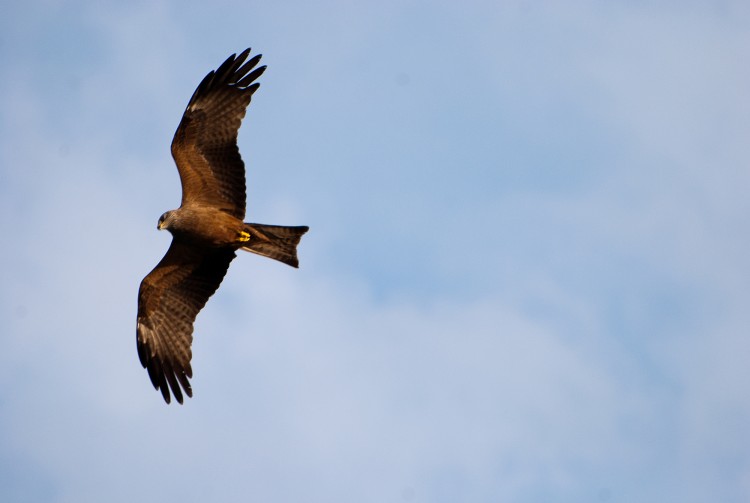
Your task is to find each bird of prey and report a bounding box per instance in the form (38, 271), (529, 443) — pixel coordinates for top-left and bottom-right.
(136, 49), (308, 404)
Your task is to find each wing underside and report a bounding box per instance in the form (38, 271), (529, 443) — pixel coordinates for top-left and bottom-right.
(137, 240), (236, 404)
(171, 49), (266, 219)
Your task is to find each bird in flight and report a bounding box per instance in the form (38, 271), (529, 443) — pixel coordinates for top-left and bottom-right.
(136, 49), (308, 404)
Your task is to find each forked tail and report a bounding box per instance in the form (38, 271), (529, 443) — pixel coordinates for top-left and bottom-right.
(240, 223), (309, 268)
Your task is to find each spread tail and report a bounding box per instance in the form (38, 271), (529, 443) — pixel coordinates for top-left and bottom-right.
(240, 223), (309, 268)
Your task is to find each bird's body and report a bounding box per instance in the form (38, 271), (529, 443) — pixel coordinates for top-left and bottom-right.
(159, 206), (244, 246)
(136, 49), (308, 404)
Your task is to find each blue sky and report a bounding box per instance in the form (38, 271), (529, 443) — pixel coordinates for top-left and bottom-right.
(1, 0), (749, 501)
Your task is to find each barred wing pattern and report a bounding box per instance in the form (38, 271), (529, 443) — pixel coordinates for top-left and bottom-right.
(137, 241), (236, 404)
(171, 49), (266, 219)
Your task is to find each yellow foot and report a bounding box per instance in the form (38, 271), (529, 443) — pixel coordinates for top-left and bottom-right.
(237, 230), (251, 243)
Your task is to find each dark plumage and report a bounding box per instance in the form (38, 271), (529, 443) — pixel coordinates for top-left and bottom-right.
(137, 49), (309, 404)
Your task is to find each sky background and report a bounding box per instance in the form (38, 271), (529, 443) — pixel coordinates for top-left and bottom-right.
(1, 0), (749, 501)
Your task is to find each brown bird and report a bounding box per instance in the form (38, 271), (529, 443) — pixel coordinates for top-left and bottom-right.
(136, 49), (308, 404)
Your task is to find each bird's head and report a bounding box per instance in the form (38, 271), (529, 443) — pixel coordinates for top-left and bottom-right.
(157, 211), (175, 231)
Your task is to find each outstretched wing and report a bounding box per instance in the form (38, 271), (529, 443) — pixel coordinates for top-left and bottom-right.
(137, 240), (236, 404)
(171, 49), (266, 219)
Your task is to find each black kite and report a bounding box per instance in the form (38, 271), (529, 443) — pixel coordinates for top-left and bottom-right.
(136, 49), (308, 404)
